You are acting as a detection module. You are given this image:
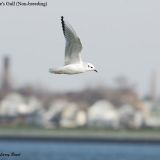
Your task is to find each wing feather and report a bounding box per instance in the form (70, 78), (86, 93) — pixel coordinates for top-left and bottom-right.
(61, 16), (82, 65)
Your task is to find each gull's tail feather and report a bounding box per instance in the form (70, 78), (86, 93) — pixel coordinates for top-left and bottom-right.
(49, 68), (55, 73)
(49, 68), (62, 74)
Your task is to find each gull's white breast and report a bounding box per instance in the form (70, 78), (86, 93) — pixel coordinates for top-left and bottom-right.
(50, 63), (86, 74)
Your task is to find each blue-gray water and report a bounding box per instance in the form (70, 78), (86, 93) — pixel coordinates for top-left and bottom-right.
(0, 141), (160, 160)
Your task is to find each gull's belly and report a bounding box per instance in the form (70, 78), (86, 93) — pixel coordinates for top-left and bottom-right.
(62, 64), (84, 74)
(50, 64), (86, 74)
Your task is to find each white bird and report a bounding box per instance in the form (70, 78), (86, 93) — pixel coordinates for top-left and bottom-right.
(49, 16), (97, 74)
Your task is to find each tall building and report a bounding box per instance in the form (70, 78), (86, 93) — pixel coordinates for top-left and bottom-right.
(1, 56), (12, 93)
(150, 71), (157, 102)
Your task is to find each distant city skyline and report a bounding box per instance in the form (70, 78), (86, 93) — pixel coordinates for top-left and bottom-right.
(0, 0), (160, 96)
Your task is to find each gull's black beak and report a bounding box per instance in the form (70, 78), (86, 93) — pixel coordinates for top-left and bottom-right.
(94, 69), (98, 72)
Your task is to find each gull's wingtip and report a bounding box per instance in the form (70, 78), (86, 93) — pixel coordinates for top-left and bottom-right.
(61, 16), (65, 35)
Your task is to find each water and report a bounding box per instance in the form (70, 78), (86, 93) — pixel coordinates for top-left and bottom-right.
(0, 141), (160, 160)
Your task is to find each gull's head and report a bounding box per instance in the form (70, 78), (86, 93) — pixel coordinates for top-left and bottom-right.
(87, 63), (98, 72)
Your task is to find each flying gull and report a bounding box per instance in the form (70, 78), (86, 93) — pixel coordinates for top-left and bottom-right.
(49, 16), (97, 74)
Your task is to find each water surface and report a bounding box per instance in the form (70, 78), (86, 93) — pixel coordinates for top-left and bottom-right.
(0, 141), (160, 160)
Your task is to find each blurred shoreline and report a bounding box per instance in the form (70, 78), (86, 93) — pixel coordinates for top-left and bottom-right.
(1, 136), (160, 144)
(0, 127), (160, 143)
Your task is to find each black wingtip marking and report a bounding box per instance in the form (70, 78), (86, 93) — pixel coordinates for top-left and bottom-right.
(61, 16), (65, 35)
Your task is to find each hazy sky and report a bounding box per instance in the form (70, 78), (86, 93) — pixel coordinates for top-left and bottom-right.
(0, 0), (160, 95)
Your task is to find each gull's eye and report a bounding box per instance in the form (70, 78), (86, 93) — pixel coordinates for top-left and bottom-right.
(91, 67), (93, 68)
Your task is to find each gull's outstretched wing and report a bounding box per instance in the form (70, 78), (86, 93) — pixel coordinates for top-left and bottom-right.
(61, 16), (82, 65)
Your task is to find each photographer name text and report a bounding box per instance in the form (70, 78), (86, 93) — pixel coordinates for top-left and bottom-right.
(0, 152), (21, 157)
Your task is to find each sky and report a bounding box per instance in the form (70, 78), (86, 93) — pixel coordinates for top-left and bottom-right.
(0, 0), (160, 95)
